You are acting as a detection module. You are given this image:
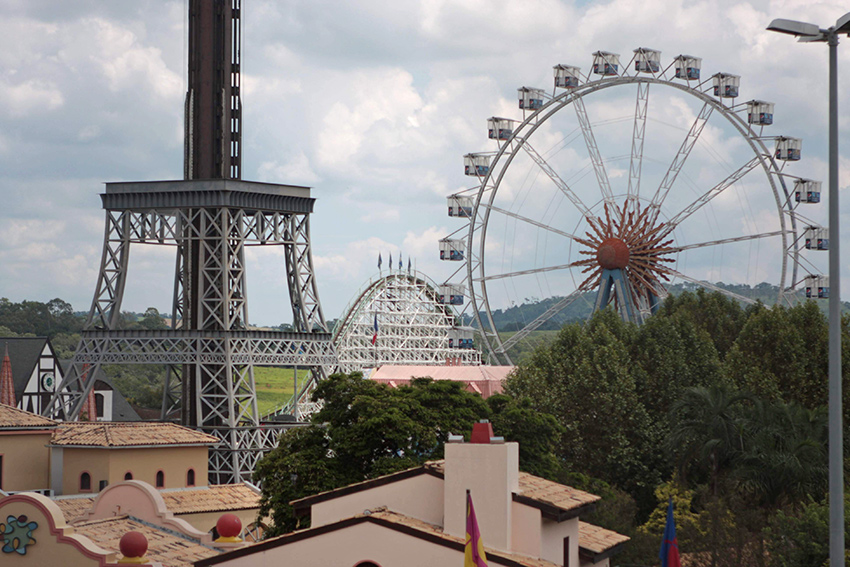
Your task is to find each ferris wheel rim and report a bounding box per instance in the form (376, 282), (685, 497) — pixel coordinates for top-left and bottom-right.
(464, 73), (801, 365)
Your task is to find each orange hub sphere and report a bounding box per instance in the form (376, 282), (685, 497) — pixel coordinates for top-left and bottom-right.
(596, 238), (630, 270)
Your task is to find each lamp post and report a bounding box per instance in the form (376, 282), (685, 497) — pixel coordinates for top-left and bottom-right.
(768, 14), (849, 567)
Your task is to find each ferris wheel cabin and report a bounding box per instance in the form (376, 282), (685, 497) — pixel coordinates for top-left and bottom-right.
(634, 47), (661, 73)
(488, 117), (513, 140)
(553, 65), (581, 88)
(439, 238), (466, 261)
(592, 51), (620, 76)
(438, 284), (466, 306)
(794, 179), (821, 203)
(804, 226), (829, 251)
(805, 275), (829, 299)
(447, 195), (474, 218)
(448, 327), (475, 349)
(775, 137), (802, 161)
(747, 100), (775, 125)
(673, 55), (702, 80)
(464, 154), (491, 177)
(518, 87), (545, 110)
(712, 73), (740, 98)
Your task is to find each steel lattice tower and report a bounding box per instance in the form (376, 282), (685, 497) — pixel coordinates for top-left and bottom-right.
(44, 0), (337, 483)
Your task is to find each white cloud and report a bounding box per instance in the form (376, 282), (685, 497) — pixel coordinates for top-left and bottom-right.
(2, 0), (849, 321)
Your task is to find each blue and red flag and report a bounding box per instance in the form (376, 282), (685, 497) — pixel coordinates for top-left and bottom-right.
(659, 498), (681, 567)
(371, 313), (378, 345)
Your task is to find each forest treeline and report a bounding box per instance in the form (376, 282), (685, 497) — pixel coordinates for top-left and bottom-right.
(256, 290), (850, 567)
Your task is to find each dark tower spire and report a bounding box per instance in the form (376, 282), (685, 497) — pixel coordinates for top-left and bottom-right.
(185, 0), (241, 180)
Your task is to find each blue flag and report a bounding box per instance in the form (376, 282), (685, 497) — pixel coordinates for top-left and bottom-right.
(398, 253), (403, 270)
(389, 252), (393, 270)
(659, 499), (681, 567)
(378, 253), (382, 270)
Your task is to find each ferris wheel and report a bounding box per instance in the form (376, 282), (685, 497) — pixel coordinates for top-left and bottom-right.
(440, 48), (828, 365)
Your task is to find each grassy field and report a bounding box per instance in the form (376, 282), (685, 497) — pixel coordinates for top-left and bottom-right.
(254, 367), (313, 416)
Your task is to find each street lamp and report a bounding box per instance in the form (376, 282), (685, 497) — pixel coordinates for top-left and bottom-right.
(768, 13), (850, 567)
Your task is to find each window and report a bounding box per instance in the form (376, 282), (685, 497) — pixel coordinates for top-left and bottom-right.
(186, 468), (195, 487)
(155, 470), (165, 488)
(563, 536), (570, 567)
(354, 562), (381, 567)
(95, 393), (105, 418)
(99, 480), (109, 491)
(0, 454), (4, 490)
(80, 472), (92, 492)
(124, 471), (133, 481)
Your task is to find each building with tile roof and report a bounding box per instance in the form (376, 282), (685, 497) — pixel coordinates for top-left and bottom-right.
(195, 421), (628, 567)
(55, 481), (262, 534)
(0, 337), (139, 421)
(0, 484), (251, 567)
(369, 364), (513, 397)
(49, 422), (219, 496)
(0, 403), (58, 492)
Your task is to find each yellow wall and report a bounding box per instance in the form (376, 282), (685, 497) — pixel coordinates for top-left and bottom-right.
(61, 448), (110, 495)
(0, 431), (52, 492)
(61, 445), (209, 495)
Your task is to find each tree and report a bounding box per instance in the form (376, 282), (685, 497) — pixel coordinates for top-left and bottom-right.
(254, 373), (563, 536)
(506, 310), (663, 517)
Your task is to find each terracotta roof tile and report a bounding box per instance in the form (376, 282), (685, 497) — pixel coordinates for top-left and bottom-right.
(516, 472), (600, 512)
(160, 484), (261, 515)
(0, 403), (57, 428)
(424, 460), (600, 514)
(54, 484), (261, 522)
(579, 521), (630, 554)
(51, 422), (219, 447)
(73, 515), (220, 567)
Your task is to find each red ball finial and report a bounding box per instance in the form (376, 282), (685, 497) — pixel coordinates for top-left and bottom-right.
(216, 513), (242, 539)
(119, 531), (148, 559)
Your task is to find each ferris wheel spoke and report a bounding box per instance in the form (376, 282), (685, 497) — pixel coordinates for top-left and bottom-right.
(664, 268), (758, 305)
(496, 285), (591, 354)
(478, 260), (587, 283)
(648, 101), (714, 223)
(626, 82), (649, 209)
(573, 96), (615, 205)
(481, 203), (582, 242)
(516, 139), (597, 221)
(668, 230), (787, 253)
(662, 156), (761, 233)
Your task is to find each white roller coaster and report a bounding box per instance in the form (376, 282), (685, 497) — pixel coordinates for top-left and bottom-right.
(333, 269), (482, 373)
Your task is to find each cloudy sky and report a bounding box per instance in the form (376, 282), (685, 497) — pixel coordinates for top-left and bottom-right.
(1, 0), (848, 326)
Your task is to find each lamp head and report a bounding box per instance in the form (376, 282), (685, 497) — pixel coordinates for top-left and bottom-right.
(835, 12), (850, 34)
(767, 18), (822, 37)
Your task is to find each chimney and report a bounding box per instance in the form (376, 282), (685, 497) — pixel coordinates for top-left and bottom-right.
(0, 344), (15, 407)
(443, 420), (518, 552)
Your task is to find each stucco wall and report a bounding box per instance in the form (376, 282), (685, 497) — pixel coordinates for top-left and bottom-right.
(0, 431), (52, 492)
(511, 500), (542, 558)
(105, 446), (209, 489)
(540, 516), (579, 566)
(212, 520), (465, 567)
(61, 448), (109, 495)
(311, 473), (444, 528)
(60, 445), (209, 495)
(444, 441), (519, 551)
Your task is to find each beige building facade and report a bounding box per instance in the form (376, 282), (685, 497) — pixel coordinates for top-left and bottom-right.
(195, 422), (629, 567)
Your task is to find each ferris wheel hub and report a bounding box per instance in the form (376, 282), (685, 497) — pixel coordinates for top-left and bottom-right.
(596, 237), (630, 269)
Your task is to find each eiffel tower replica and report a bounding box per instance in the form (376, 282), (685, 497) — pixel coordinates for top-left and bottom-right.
(45, 0), (337, 483)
